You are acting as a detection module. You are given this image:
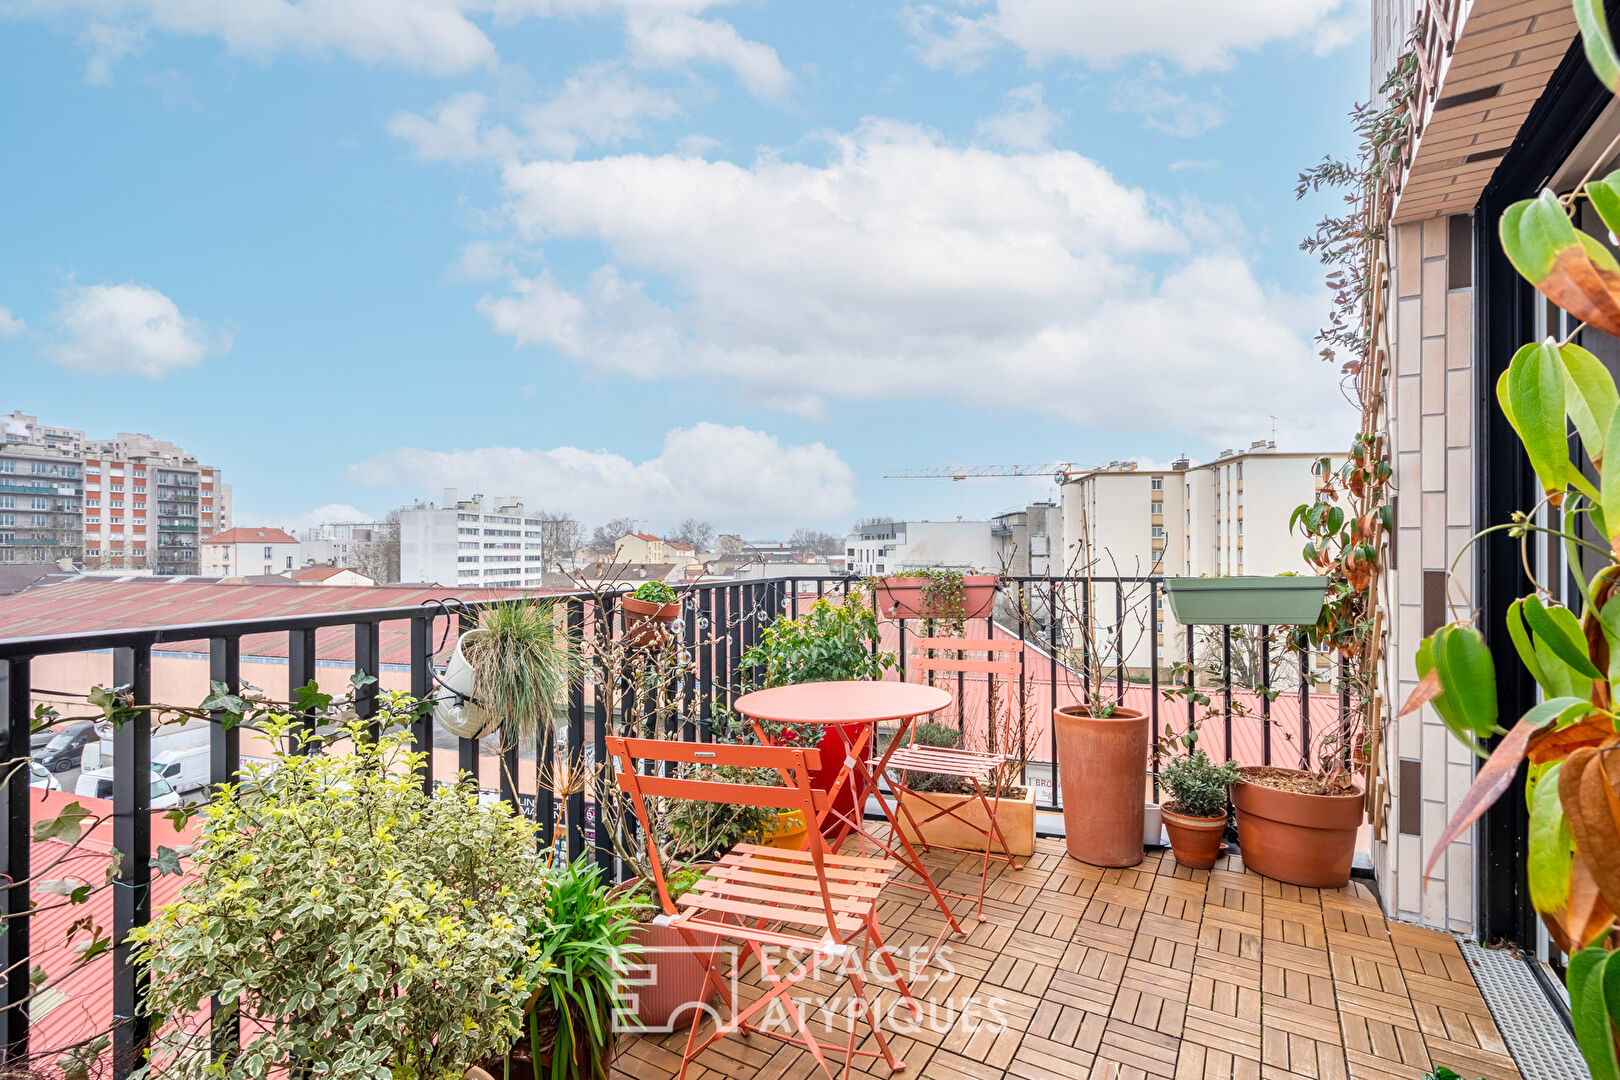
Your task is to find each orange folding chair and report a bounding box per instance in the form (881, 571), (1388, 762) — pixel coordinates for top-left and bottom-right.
(878, 638), (1026, 922)
(606, 736), (922, 1080)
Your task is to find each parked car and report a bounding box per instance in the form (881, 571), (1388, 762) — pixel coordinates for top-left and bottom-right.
(73, 768), (180, 810)
(28, 762), (60, 791)
(36, 721), (99, 772)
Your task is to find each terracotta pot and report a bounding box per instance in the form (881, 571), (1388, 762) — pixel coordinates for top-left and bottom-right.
(1230, 767), (1363, 888)
(1161, 803), (1227, 870)
(620, 595), (682, 648)
(1053, 704), (1149, 867)
(621, 917), (718, 1030)
(873, 574), (999, 621)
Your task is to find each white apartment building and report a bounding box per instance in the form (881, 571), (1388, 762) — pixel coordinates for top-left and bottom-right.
(400, 490), (562, 589)
(1061, 441), (1336, 667)
(844, 520), (998, 577)
(201, 527), (301, 576)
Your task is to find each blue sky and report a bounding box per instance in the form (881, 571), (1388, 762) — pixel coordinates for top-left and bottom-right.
(0, 0), (1368, 537)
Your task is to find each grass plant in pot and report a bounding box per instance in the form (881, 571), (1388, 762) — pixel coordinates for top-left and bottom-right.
(439, 596), (579, 745)
(620, 580), (683, 648)
(1159, 749), (1242, 870)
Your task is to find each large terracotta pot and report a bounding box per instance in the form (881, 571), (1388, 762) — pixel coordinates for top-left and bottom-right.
(621, 595), (682, 648)
(1054, 704), (1149, 867)
(1230, 767), (1363, 888)
(621, 918), (717, 1030)
(1161, 804), (1227, 870)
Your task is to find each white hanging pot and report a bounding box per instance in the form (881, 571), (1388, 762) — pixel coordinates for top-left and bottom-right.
(435, 629), (498, 740)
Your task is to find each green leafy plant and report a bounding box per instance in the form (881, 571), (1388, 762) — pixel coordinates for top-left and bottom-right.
(629, 580), (678, 605)
(661, 764), (779, 860)
(516, 857), (638, 1080)
(1160, 750), (1242, 820)
(884, 720), (967, 795)
(739, 588), (894, 692)
(131, 698), (549, 1080)
(464, 596), (580, 746)
(1408, 10), (1620, 1080)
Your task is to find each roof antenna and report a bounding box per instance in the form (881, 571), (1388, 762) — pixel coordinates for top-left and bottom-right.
(1269, 415), (1278, 443)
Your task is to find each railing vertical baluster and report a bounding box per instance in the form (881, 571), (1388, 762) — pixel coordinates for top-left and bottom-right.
(354, 620), (380, 742)
(1, 658), (31, 1065)
(791, 577), (801, 619)
(1017, 581), (1029, 788)
(1185, 624), (1196, 749)
(1260, 626), (1272, 767)
(1047, 578), (1059, 812)
(112, 643), (153, 1079)
(1080, 580), (1091, 704)
(1299, 641), (1313, 771)
(595, 594), (616, 878)
(456, 609), (479, 781)
(565, 599), (586, 861)
(289, 627), (317, 753)
(207, 636), (241, 1065)
(1114, 581), (1125, 704)
(409, 616), (433, 796)
(1221, 625), (1233, 763)
(682, 593), (697, 742)
(1149, 583), (1159, 803)
(897, 615), (907, 683)
(698, 588), (714, 741)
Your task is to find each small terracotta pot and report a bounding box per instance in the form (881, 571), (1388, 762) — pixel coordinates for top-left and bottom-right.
(1230, 767), (1363, 888)
(1054, 704), (1149, 867)
(620, 595), (682, 648)
(1161, 803), (1227, 870)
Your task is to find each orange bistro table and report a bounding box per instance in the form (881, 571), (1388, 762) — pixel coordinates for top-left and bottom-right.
(732, 679), (969, 942)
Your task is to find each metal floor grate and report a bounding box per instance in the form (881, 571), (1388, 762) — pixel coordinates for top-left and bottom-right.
(1459, 938), (1587, 1080)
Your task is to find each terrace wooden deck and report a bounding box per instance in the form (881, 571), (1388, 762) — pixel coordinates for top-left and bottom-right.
(611, 835), (1523, 1080)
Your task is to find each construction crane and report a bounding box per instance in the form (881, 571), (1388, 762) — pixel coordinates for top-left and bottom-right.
(883, 463), (1076, 483)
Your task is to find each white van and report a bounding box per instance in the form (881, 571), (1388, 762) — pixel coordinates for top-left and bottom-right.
(151, 745), (212, 795)
(74, 768), (181, 810)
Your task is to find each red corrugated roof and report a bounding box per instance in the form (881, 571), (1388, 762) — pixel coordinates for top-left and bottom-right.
(0, 580), (556, 665)
(289, 566), (345, 581)
(201, 527), (298, 546)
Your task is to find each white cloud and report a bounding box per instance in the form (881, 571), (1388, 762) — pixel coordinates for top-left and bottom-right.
(623, 11), (790, 98)
(79, 22), (144, 85)
(344, 422), (857, 530)
(390, 66), (681, 163)
(0, 307), (26, 338)
(1110, 67), (1226, 138)
(475, 119), (1353, 446)
(235, 503), (377, 534)
(49, 282), (230, 377)
(975, 82), (1058, 150)
(907, 0), (1359, 73)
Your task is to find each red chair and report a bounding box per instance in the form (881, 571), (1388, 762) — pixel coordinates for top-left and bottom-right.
(606, 736), (922, 1080)
(877, 638), (1026, 922)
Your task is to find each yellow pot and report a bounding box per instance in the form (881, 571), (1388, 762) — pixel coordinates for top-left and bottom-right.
(762, 809), (808, 850)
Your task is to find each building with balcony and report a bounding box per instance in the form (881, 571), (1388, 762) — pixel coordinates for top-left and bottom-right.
(79, 432), (228, 575)
(842, 518), (998, 576)
(0, 413), (84, 565)
(989, 501), (1059, 577)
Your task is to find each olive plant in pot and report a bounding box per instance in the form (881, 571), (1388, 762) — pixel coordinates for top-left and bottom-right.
(130, 701), (551, 1080)
(1159, 749), (1242, 870)
(1039, 515), (1156, 867)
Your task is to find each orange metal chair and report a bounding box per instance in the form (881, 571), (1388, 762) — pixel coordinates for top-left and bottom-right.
(606, 736), (922, 1080)
(877, 638), (1026, 922)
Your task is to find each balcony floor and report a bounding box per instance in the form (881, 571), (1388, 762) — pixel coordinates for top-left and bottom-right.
(611, 836), (1524, 1080)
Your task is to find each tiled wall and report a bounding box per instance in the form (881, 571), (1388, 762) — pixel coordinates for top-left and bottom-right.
(1377, 214), (1478, 934)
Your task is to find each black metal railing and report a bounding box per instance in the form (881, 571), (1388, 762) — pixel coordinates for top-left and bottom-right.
(0, 573), (1346, 1075)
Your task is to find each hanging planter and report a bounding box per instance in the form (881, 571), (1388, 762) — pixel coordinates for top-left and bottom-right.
(873, 572), (999, 623)
(1163, 575), (1330, 626)
(621, 582), (683, 648)
(435, 629), (499, 740)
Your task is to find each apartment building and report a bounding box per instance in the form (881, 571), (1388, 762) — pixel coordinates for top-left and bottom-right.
(298, 521), (383, 568)
(0, 413), (85, 565)
(201, 526), (301, 576)
(990, 502), (1060, 577)
(614, 533), (698, 565)
(843, 519), (998, 576)
(400, 490), (567, 589)
(80, 433), (229, 575)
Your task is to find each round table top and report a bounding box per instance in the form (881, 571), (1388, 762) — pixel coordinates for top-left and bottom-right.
(732, 680), (951, 725)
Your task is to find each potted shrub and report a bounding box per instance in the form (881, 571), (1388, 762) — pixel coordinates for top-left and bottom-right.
(620, 580), (682, 647)
(129, 700), (550, 1080)
(1163, 574), (1330, 627)
(437, 596), (578, 742)
(872, 568), (999, 630)
(890, 720), (1037, 857)
(1159, 750), (1242, 870)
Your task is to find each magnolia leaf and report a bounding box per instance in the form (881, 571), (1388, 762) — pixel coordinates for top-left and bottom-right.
(1562, 747), (1620, 916)
(1529, 763), (1574, 921)
(1502, 190), (1620, 338)
(1424, 716), (1539, 884)
(33, 803), (91, 844)
(1529, 711), (1618, 765)
(1508, 599), (1555, 690)
(1570, 852), (1618, 949)
(1607, 409), (1620, 545)
(1525, 595), (1605, 681)
(1427, 625), (1501, 749)
(1593, 172), (1620, 240)
(1569, 946), (1620, 1080)
(1577, 0), (1620, 94)
(1564, 342), (1619, 464)
(1505, 340), (1575, 505)
(1398, 667), (1443, 718)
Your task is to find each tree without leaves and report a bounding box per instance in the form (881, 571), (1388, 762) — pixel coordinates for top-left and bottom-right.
(586, 517), (638, 554)
(788, 528), (842, 556)
(668, 518), (715, 551)
(351, 507), (402, 584)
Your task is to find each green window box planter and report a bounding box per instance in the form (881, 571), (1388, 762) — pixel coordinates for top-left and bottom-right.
(1163, 576), (1330, 626)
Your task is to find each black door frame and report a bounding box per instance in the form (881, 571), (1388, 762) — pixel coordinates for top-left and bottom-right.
(1473, 25), (1609, 949)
